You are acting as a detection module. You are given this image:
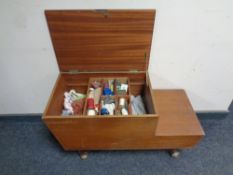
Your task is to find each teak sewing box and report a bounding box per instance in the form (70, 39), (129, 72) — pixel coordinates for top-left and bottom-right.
(43, 9), (205, 158)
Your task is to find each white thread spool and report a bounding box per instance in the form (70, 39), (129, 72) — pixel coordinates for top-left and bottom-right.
(121, 108), (128, 115)
(87, 109), (96, 116)
(119, 98), (126, 107)
(88, 88), (94, 98)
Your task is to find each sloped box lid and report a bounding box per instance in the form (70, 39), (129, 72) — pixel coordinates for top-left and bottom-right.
(45, 9), (155, 72)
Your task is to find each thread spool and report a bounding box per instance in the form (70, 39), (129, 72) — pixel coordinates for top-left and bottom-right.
(72, 99), (84, 115)
(91, 81), (101, 89)
(108, 80), (114, 92)
(100, 108), (109, 115)
(104, 82), (109, 89)
(88, 88), (94, 98)
(94, 88), (101, 105)
(121, 108), (128, 115)
(87, 98), (95, 109)
(103, 88), (112, 95)
(87, 109), (96, 116)
(119, 97), (126, 107)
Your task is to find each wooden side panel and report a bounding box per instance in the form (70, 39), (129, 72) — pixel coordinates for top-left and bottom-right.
(44, 74), (66, 116)
(45, 10), (155, 72)
(154, 90), (205, 137)
(43, 117), (158, 150)
(143, 85), (155, 114)
(143, 74), (156, 114)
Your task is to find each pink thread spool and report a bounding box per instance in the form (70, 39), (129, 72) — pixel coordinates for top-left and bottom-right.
(104, 82), (109, 89)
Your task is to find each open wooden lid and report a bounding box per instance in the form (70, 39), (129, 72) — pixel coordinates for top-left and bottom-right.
(45, 10), (155, 72)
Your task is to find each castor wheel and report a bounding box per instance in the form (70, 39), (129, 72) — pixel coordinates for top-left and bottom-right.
(79, 151), (88, 160)
(169, 149), (181, 158)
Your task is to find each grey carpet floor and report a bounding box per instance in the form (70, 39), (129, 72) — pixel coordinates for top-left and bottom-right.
(0, 114), (232, 175)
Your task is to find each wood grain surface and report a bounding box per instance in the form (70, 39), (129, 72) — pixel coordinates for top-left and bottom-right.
(45, 10), (155, 72)
(154, 90), (205, 137)
(44, 116), (158, 150)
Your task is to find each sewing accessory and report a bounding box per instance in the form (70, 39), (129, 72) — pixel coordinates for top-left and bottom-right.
(87, 109), (96, 116)
(91, 81), (101, 89)
(103, 88), (113, 95)
(120, 84), (128, 92)
(95, 104), (100, 113)
(94, 87), (101, 105)
(62, 109), (71, 116)
(104, 82), (109, 89)
(130, 95), (146, 115)
(104, 96), (115, 104)
(115, 109), (121, 115)
(72, 99), (85, 115)
(116, 80), (128, 95)
(119, 97), (126, 107)
(103, 103), (115, 115)
(121, 108), (129, 115)
(88, 88), (95, 98)
(103, 80), (114, 95)
(63, 89), (86, 115)
(100, 97), (115, 115)
(87, 98), (95, 109)
(100, 108), (109, 115)
(108, 80), (114, 92)
(118, 97), (128, 116)
(107, 103), (115, 115)
(64, 98), (73, 114)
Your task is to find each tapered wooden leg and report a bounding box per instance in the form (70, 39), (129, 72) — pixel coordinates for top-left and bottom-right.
(169, 149), (181, 158)
(79, 151), (88, 160)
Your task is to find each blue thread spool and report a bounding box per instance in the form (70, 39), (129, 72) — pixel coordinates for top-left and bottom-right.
(103, 88), (113, 95)
(101, 108), (109, 115)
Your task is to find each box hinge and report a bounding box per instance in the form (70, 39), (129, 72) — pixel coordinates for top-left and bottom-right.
(61, 69), (145, 74)
(68, 69), (80, 74)
(129, 69), (139, 73)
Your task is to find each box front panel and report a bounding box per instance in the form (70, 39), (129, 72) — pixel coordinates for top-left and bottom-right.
(44, 116), (158, 150)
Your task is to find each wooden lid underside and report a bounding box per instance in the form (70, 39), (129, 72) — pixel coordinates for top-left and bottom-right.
(45, 10), (155, 72)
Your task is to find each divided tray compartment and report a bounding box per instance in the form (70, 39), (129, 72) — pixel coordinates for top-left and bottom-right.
(55, 75), (154, 117)
(101, 78), (116, 96)
(83, 77), (131, 116)
(83, 78), (103, 115)
(115, 95), (132, 116)
(63, 85), (88, 116)
(115, 78), (130, 96)
(99, 96), (118, 115)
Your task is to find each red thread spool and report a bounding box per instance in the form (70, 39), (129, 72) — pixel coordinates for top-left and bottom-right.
(87, 98), (95, 109)
(72, 99), (84, 115)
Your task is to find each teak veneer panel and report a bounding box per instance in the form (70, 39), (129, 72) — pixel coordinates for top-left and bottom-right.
(44, 116), (158, 150)
(154, 90), (205, 137)
(45, 10), (155, 72)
